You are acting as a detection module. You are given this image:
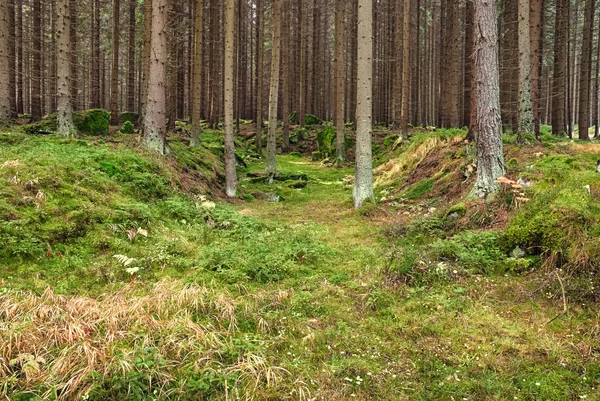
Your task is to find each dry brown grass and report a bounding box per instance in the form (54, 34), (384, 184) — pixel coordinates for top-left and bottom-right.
(0, 280), (292, 400)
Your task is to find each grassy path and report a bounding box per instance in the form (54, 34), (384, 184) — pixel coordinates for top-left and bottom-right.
(230, 155), (600, 401)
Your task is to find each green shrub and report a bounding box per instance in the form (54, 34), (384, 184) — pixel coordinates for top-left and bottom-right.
(305, 114), (323, 125)
(120, 120), (135, 134)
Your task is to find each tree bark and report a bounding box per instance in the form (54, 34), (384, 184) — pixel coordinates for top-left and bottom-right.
(90, 0), (101, 108)
(69, 0), (77, 110)
(127, 0), (136, 112)
(255, 0), (264, 152)
(298, 0), (306, 127)
(400, 0), (411, 138)
(224, 0), (237, 196)
(517, 0), (534, 137)
(140, 0), (152, 120)
(16, 0), (22, 114)
(529, 0), (542, 139)
(282, 0), (291, 153)
(8, 0), (15, 117)
(110, 0), (120, 125)
(56, 0), (76, 137)
(0, 0), (10, 120)
(353, 0), (374, 208)
(31, 0), (41, 120)
(472, 0), (505, 199)
(265, 0), (282, 177)
(577, 0), (595, 140)
(552, 0), (568, 136)
(190, 0), (203, 147)
(334, 0), (346, 163)
(142, 0), (168, 154)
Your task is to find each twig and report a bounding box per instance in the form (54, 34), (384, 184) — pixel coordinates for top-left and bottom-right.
(556, 270), (568, 313)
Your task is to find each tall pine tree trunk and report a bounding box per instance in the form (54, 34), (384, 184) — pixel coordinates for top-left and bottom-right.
(517, 0), (534, 137)
(190, 0), (203, 147)
(0, 0), (10, 120)
(127, 0), (136, 112)
(31, 0), (41, 120)
(223, 0), (237, 196)
(552, 0), (568, 136)
(142, 0), (167, 154)
(353, 0), (374, 208)
(110, 0), (120, 125)
(56, 0), (76, 137)
(577, 0), (595, 140)
(255, 0), (264, 152)
(265, 0), (281, 177)
(400, 0), (411, 138)
(69, 0), (77, 110)
(530, 0), (542, 139)
(334, 0), (346, 163)
(472, 0), (505, 198)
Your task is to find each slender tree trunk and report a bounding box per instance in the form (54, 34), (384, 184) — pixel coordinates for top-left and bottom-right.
(90, 0), (100, 108)
(577, 0), (595, 140)
(0, 0), (10, 120)
(127, 0), (136, 112)
(69, 0), (77, 110)
(31, 0), (41, 120)
(50, 0), (57, 114)
(140, 0), (152, 119)
(440, 0), (460, 127)
(463, 0), (473, 130)
(393, 0), (403, 128)
(517, 0), (534, 137)
(334, 0), (346, 163)
(56, 0), (75, 137)
(282, 0), (291, 153)
(16, 0), (22, 114)
(142, 0), (167, 154)
(472, 0), (505, 198)
(224, 0), (237, 196)
(8, 0), (15, 117)
(552, 0), (568, 136)
(400, 0), (411, 137)
(353, 0), (374, 208)
(190, 0), (203, 146)
(110, 0), (120, 125)
(298, 0), (306, 127)
(594, 12), (600, 139)
(529, 0), (542, 139)
(265, 0), (281, 177)
(255, 0), (264, 152)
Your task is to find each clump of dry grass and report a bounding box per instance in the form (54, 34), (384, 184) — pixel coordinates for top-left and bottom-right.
(0, 280), (292, 400)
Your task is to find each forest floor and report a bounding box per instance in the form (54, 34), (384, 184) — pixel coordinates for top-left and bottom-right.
(1, 127), (600, 400)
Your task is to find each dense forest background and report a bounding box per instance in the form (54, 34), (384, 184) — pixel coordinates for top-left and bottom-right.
(0, 0), (598, 137)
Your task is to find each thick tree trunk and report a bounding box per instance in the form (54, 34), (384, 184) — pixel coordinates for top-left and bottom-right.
(393, 0), (403, 127)
(472, 0), (505, 199)
(190, 0), (203, 147)
(282, 0), (290, 153)
(334, 0), (346, 163)
(265, 0), (281, 177)
(353, 0), (374, 208)
(0, 0), (10, 120)
(552, 0), (568, 136)
(110, 0), (120, 125)
(8, 0), (15, 117)
(517, 0), (533, 137)
(463, 0), (473, 129)
(56, 0), (76, 137)
(90, 0), (101, 108)
(594, 15), (600, 139)
(16, 0), (22, 114)
(223, 0), (236, 196)
(577, 0), (595, 140)
(142, 0), (167, 154)
(140, 0), (152, 120)
(298, 0), (306, 127)
(440, 0), (460, 127)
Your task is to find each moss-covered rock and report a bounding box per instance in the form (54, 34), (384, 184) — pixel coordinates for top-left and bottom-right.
(75, 109), (110, 135)
(317, 125), (336, 157)
(120, 121), (136, 134)
(119, 112), (139, 125)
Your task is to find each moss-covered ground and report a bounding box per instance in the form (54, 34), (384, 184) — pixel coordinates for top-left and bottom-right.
(1, 126), (599, 400)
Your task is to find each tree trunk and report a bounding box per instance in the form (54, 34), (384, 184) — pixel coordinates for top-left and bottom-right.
(529, 0), (542, 139)
(334, 0), (346, 163)
(127, 0), (136, 112)
(142, 0), (168, 154)
(56, 0), (75, 137)
(552, 0), (568, 136)
(0, 0), (10, 120)
(69, 0), (77, 110)
(463, 0), (473, 130)
(8, 0), (15, 117)
(282, 0), (291, 153)
(16, 0), (22, 114)
(400, 0), (411, 137)
(90, 0), (101, 108)
(140, 0), (152, 120)
(393, 0), (403, 128)
(594, 12), (600, 139)
(472, 0), (505, 199)
(110, 0), (120, 125)
(517, 0), (533, 137)
(31, 0), (41, 120)
(577, 0), (595, 140)
(190, 0), (203, 147)
(265, 0), (281, 177)
(255, 0), (264, 152)
(440, 0), (460, 127)
(224, 0), (237, 196)
(353, 0), (374, 208)
(298, 0), (306, 127)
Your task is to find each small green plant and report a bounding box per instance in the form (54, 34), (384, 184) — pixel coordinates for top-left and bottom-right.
(120, 120), (135, 134)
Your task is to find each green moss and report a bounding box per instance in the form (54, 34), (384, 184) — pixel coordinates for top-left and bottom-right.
(312, 151), (323, 161)
(74, 109), (111, 135)
(403, 179), (434, 199)
(120, 121), (135, 134)
(305, 114), (323, 126)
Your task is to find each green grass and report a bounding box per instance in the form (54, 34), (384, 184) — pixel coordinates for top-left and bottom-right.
(1, 128), (600, 400)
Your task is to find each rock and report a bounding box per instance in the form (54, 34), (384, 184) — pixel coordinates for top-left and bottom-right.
(447, 212), (460, 222)
(516, 178), (533, 189)
(511, 246), (526, 258)
(253, 192), (281, 202)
